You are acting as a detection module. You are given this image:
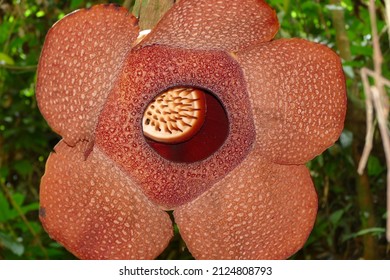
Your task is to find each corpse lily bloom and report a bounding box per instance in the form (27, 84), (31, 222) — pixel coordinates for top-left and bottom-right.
(36, 0), (346, 260)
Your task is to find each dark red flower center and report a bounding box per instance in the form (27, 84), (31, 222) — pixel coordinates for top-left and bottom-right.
(143, 87), (229, 163)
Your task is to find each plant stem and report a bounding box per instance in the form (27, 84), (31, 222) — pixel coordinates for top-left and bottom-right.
(353, 153), (380, 259)
(0, 64), (37, 71)
(329, 0), (352, 60)
(368, 0), (390, 244)
(123, 0), (135, 11)
(330, 0), (380, 259)
(0, 183), (48, 259)
(134, 0), (174, 30)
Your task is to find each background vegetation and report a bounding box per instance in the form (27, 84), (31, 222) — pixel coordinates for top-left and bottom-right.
(0, 0), (389, 259)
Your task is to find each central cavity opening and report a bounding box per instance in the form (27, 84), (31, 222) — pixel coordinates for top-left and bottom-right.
(142, 87), (229, 163)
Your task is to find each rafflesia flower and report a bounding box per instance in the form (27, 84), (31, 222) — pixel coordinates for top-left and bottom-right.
(36, 0), (346, 259)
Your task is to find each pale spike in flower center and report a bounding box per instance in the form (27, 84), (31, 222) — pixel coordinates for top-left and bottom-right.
(142, 87), (207, 144)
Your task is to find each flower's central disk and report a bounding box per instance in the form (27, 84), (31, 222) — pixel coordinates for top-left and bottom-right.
(143, 87), (229, 163)
(142, 87), (207, 144)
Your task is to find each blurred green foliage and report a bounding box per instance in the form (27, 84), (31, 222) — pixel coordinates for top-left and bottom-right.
(0, 0), (389, 259)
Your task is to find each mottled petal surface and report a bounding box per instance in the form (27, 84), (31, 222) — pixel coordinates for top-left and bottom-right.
(237, 38), (346, 164)
(174, 146), (317, 259)
(139, 0), (278, 51)
(39, 141), (173, 259)
(36, 4), (139, 145)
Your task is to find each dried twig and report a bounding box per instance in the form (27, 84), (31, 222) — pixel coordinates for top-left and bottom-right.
(385, 0), (390, 43)
(0, 64), (37, 71)
(371, 85), (390, 243)
(358, 0), (390, 243)
(358, 69), (375, 175)
(358, 68), (390, 175)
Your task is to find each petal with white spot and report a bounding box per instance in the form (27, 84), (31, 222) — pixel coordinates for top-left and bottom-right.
(36, 4), (139, 146)
(139, 0), (278, 52)
(236, 38), (347, 164)
(174, 146), (317, 259)
(40, 141), (172, 259)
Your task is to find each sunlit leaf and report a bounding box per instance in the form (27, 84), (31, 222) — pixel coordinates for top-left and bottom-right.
(342, 227), (386, 242)
(0, 232), (25, 256)
(326, 4), (344, 11)
(342, 65), (354, 78)
(339, 130), (353, 148)
(351, 45), (373, 57)
(36, 11), (45, 18)
(0, 52), (15, 65)
(70, 0), (84, 9)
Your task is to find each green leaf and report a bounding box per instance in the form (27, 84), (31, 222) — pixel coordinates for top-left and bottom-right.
(301, 2), (319, 12)
(20, 202), (39, 214)
(339, 130), (353, 148)
(350, 45), (373, 57)
(342, 227), (386, 242)
(342, 65), (354, 78)
(0, 191), (37, 222)
(70, 0), (84, 9)
(367, 156), (384, 177)
(283, 0), (290, 13)
(0, 52), (15, 65)
(0, 232), (25, 256)
(0, 167), (9, 180)
(11, 193), (39, 216)
(36, 10), (45, 18)
(13, 160), (33, 176)
(0, 191), (11, 222)
(12, 192), (25, 207)
(326, 4), (344, 11)
(329, 209), (344, 226)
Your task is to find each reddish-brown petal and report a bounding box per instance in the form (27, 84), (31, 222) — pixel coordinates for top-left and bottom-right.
(138, 0), (278, 52)
(39, 141), (172, 259)
(95, 45), (255, 209)
(36, 4), (139, 146)
(174, 146), (318, 260)
(236, 38), (347, 164)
